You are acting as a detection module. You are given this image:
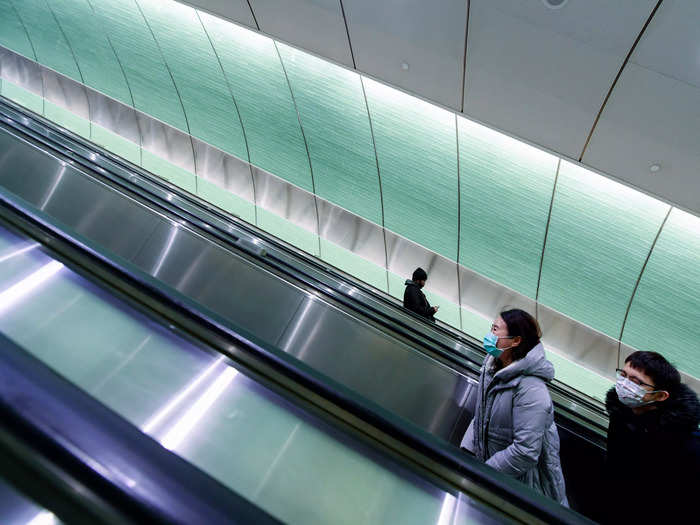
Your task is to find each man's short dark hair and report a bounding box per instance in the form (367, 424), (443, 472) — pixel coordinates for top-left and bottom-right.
(412, 267), (428, 281)
(625, 351), (681, 394)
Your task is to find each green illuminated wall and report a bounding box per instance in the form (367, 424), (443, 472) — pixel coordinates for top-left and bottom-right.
(1, 0), (698, 397)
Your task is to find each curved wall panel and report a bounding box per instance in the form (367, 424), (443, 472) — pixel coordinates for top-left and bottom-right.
(1, 0), (699, 399)
(90, 0), (189, 133)
(457, 116), (557, 299)
(137, 0), (248, 162)
(276, 43), (382, 227)
(49, 0), (134, 109)
(198, 12), (313, 193)
(539, 161), (670, 339)
(622, 209), (700, 379)
(0, 1), (37, 63)
(364, 78), (459, 261)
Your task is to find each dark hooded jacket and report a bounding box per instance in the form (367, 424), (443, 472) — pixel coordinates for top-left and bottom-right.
(603, 384), (700, 524)
(403, 280), (435, 321)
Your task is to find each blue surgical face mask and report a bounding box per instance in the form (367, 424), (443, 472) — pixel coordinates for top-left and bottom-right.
(483, 332), (502, 357)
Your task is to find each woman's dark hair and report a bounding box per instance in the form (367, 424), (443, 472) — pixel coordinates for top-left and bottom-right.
(625, 351), (681, 394)
(501, 309), (541, 361)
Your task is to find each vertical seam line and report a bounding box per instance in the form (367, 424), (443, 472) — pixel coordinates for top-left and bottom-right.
(535, 158), (561, 320)
(578, 0), (664, 161)
(44, 1), (93, 137)
(196, 9), (258, 225)
(460, 0), (470, 113)
(246, 0), (260, 30)
(8, 0), (45, 115)
(360, 75), (390, 293)
(338, 0), (356, 69)
(273, 41), (322, 257)
(455, 113), (463, 328)
(85, 0), (144, 166)
(616, 206), (672, 367)
(134, 0), (198, 178)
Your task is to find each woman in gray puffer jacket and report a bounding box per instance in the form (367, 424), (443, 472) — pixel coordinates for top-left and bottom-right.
(461, 309), (568, 506)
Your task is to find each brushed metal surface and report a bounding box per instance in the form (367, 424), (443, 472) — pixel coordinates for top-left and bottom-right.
(130, 220), (304, 345)
(0, 47), (43, 98)
(42, 66), (90, 121)
(459, 264), (537, 322)
(253, 164), (318, 235)
(538, 303), (619, 379)
(385, 230), (460, 304)
(317, 197), (385, 268)
(192, 137), (254, 203)
(88, 89), (141, 146)
(0, 131), (159, 261)
(275, 295), (473, 438)
(136, 111), (195, 174)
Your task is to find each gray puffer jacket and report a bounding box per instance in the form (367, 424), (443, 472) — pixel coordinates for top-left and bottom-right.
(460, 343), (568, 506)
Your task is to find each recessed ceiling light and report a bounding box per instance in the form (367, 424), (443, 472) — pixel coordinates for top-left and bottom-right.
(649, 163), (661, 173)
(542, 0), (568, 9)
(400, 62), (410, 71)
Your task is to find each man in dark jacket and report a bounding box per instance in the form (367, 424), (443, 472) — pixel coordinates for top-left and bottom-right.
(603, 351), (700, 524)
(403, 267), (438, 322)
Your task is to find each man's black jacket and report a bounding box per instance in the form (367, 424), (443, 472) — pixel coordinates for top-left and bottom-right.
(602, 384), (700, 523)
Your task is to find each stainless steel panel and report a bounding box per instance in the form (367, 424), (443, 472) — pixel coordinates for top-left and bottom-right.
(253, 165), (318, 235)
(130, 221), (303, 345)
(538, 303), (619, 378)
(192, 137), (254, 203)
(136, 111), (195, 174)
(276, 295), (473, 439)
(0, 130), (160, 261)
(385, 231), (459, 304)
(317, 197), (385, 268)
(41, 66), (90, 121)
(0, 46), (43, 97)
(458, 264), (537, 321)
(88, 89), (141, 146)
(619, 343), (700, 396)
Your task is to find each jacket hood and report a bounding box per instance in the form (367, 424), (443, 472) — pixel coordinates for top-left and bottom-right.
(405, 279), (418, 286)
(606, 383), (700, 432)
(493, 343), (555, 384)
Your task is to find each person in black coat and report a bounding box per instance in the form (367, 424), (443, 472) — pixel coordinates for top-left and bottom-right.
(603, 351), (700, 524)
(403, 267), (439, 322)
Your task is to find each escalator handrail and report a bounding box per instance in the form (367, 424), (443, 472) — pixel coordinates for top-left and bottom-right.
(0, 160), (593, 525)
(0, 333), (281, 525)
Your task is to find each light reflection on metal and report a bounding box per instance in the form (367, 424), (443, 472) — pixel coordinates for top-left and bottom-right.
(437, 493), (457, 525)
(152, 225), (179, 277)
(0, 242), (39, 263)
(160, 366), (238, 450)
(0, 261), (63, 315)
(25, 511), (56, 525)
(141, 356), (225, 433)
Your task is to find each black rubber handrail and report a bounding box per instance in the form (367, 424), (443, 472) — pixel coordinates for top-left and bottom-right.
(0, 148), (593, 524)
(0, 333), (281, 525)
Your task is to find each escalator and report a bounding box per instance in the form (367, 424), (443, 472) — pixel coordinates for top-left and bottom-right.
(0, 97), (599, 522)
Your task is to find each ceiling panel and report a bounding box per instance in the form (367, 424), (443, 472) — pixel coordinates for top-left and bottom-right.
(342, 0), (467, 110)
(583, 62), (700, 216)
(249, 0), (353, 68)
(631, 0), (700, 89)
(584, 1), (700, 216)
(180, 0), (256, 28)
(463, 0), (655, 158)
